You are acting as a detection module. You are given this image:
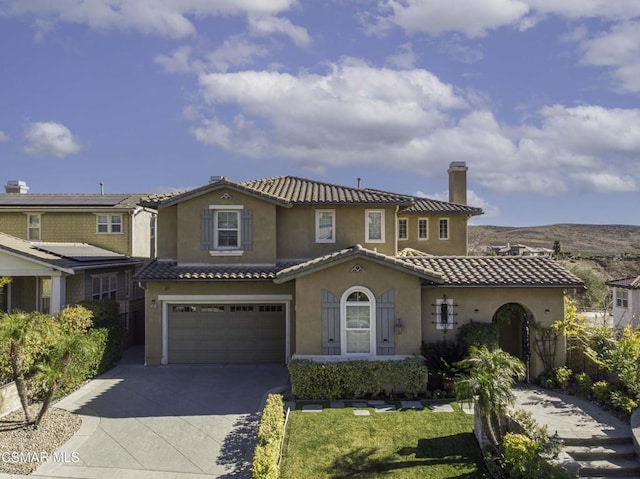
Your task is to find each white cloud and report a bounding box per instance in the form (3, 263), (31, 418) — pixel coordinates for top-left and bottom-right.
(577, 22), (640, 93)
(0, 131), (9, 143)
(385, 43), (417, 69)
(5, 0), (299, 39)
(417, 189), (500, 218)
(248, 14), (312, 48)
(23, 121), (81, 158)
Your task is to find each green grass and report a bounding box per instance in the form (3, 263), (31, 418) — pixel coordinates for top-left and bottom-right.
(280, 402), (490, 479)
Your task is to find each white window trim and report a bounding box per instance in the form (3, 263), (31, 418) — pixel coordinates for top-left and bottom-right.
(315, 209), (336, 243)
(418, 217), (429, 241)
(365, 210), (385, 243)
(438, 217), (450, 241)
(436, 297), (454, 330)
(96, 214), (124, 234)
(208, 205), (244, 252)
(616, 289), (629, 308)
(340, 286), (376, 356)
(398, 218), (408, 241)
(27, 213), (42, 241)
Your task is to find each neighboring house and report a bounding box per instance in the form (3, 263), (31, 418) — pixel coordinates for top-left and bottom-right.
(136, 162), (583, 379)
(0, 181), (158, 346)
(605, 276), (640, 330)
(489, 243), (554, 257)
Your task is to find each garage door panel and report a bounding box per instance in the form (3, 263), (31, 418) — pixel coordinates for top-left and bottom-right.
(168, 303), (286, 364)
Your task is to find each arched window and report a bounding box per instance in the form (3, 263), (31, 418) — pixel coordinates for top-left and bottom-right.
(341, 287), (376, 355)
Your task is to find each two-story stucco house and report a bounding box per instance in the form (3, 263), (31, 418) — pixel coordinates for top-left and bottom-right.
(0, 180), (157, 345)
(606, 276), (640, 330)
(136, 163), (583, 379)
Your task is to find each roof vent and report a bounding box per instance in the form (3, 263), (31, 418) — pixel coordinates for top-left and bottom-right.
(210, 176), (226, 183)
(5, 180), (29, 194)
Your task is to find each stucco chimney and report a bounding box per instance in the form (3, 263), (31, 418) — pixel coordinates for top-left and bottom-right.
(4, 180), (29, 194)
(448, 162), (467, 205)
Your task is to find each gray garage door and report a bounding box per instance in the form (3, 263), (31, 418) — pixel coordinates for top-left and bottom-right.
(168, 303), (286, 364)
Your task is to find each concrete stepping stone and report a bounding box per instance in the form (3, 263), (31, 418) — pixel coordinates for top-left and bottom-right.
(302, 404), (323, 412)
(430, 404), (454, 412)
(401, 401), (423, 410)
(375, 405), (397, 413)
(330, 401), (345, 409)
(354, 409), (370, 416)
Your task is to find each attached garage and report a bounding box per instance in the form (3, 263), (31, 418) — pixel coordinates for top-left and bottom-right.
(167, 303), (286, 364)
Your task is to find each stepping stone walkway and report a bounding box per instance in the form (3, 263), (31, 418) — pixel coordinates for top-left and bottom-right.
(429, 404), (455, 412)
(354, 410), (370, 416)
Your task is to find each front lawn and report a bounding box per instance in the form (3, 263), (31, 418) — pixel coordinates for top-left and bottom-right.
(280, 402), (490, 479)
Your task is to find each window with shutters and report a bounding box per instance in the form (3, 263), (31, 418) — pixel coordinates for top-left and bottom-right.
(203, 205), (251, 256)
(341, 286), (376, 355)
(215, 210), (240, 249)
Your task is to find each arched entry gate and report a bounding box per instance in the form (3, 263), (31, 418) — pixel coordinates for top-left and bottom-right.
(493, 303), (531, 384)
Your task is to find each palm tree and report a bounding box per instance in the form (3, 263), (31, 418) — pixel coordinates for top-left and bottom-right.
(454, 345), (525, 448)
(0, 310), (53, 423)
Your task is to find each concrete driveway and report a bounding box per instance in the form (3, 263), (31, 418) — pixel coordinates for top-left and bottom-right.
(30, 347), (290, 479)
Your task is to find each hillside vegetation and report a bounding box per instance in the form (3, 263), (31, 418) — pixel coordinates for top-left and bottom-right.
(469, 224), (640, 282)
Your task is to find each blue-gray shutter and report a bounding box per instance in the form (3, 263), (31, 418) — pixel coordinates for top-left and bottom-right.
(321, 289), (340, 355)
(241, 209), (253, 251)
(376, 289), (395, 355)
(200, 209), (213, 251)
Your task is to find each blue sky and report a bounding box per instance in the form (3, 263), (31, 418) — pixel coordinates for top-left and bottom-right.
(1, 1), (639, 227)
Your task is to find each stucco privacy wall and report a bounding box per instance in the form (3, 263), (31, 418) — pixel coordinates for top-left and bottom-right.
(144, 280), (295, 366)
(293, 257), (423, 356)
(174, 188), (277, 265)
(421, 287), (567, 379)
(277, 205), (398, 259)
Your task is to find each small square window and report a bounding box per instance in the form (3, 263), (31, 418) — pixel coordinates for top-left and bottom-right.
(97, 215), (123, 234)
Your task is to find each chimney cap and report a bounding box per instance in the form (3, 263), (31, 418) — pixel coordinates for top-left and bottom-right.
(448, 161), (468, 172)
(4, 180), (29, 194)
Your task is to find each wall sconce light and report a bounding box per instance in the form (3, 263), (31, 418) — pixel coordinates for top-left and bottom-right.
(149, 300), (158, 309)
(395, 318), (403, 334)
(545, 309), (550, 314)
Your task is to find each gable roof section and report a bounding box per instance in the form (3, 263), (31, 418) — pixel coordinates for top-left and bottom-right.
(399, 196), (483, 216)
(134, 260), (286, 281)
(241, 176), (413, 206)
(606, 276), (640, 290)
(274, 244), (444, 284)
(0, 193), (149, 209)
(400, 256), (584, 288)
(0, 232), (141, 273)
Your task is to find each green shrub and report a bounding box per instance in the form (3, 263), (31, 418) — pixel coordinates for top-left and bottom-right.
(252, 394), (285, 479)
(575, 372), (592, 397)
(78, 299), (124, 374)
(456, 321), (499, 352)
(421, 339), (464, 390)
(287, 358), (427, 400)
(553, 366), (572, 390)
(592, 380), (610, 404)
(503, 432), (540, 479)
(609, 390), (638, 417)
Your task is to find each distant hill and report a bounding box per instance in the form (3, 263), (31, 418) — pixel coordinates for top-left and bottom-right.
(469, 224), (640, 256)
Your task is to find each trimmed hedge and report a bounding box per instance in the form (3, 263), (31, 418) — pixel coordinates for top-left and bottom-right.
(288, 357), (427, 400)
(78, 299), (124, 374)
(252, 394), (285, 479)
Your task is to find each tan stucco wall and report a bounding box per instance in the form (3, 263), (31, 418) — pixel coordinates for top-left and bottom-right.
(421, 287), (567, 378)
(277, 205), (398, 260)
(398, 214), (469, 255)
(173, 188), (277, 264)
(293, 257), (423, 356)
(131, 210), (154, 258)
(157, 205), (178, 260)
(0, 211), (134, 255)
(143, 280), (295, 366)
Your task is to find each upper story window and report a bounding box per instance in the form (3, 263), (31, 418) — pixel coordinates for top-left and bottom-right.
(365, 210), (385, 243)
(616, 289), (629, 308)
(92, 273), (117, 300)
(418, 218), (429, 240)
(215, 210), (240, 249)
(28, 214), (41, 241)
(316, 209), (335, 243)
(438, 218), (449, 240)
(97, 215), (123, 234)
(398, 218), (408, 240)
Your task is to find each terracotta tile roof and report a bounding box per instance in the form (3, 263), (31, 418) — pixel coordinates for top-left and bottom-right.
(274, 245), (444, 283)
(399, 256), (584, 287)
(135, 260), (288, 281)
(399, 197), (483, 216)
(240, 176), (413, 205)
(606, 276), (640, 289)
